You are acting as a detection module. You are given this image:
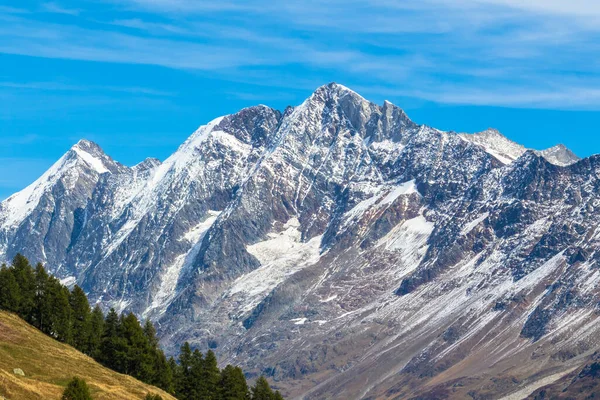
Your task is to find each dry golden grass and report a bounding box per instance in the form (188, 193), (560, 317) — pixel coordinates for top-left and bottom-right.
(0, 311), (176, 400)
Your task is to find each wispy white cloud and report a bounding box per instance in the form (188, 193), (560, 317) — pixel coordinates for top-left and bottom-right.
(116, 0), (600, 30)
(0, 0), (599, 109)
(116, 0), (250, 13)
(0, 6), (30, 14)
(474, 0), (600, 22)
(0, 81), (174, 96)
(0, 15), (373, 71)
(110, 18), (190, 35)
(40, 2), (80, 16)
(0, 134), (42, 145)
(0, 89), (178, 120)
(352, 83), (600, 110)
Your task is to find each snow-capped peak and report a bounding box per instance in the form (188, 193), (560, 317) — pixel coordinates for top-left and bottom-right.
(70, 139), (112, 174)
(310, 82), (368, 104)
(459, 128), (579, 167)
(0, 140), (116, 230)
(459, 128), (526, 165)
(133, 157), (161, 173)
(537, 144), (580, 167)
(332, 82), (367, 99)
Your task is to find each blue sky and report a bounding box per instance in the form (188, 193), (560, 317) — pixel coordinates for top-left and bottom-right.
(1, 0), (600, 199)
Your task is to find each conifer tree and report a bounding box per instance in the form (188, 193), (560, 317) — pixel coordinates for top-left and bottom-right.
(0, 255), (271, 399)
(153, 348), (174, 394)
(251, 377), (275, 400)
(88, 305), (104, 357)
(169, 356), (180, 394)
(120, 312), (154, 381)
(273, 391), (284, 400)
(99, 308), (123, 370)
(143, 319), (159, 348)
(52, 283), (73, 343)
(11, 253), (36, 322)
(220, 365), (249, 400)
(176, 342), (194, 399)
(70, 285), (91, 353)
(61, 377), (92, 400)
(189, 349), (205, 399)
(141, 318), (173, 392)
(0, 264), (21, 312)
(202, 349), (221, 399)
(179, 342), (193, 372)
(33, 262), (51, 332)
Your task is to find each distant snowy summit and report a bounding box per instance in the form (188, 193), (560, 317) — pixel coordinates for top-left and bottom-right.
(459, 128), (580, 166)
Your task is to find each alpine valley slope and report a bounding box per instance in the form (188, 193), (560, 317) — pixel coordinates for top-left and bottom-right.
(0, 311), (175, 400)
(2, 83), (600, 399)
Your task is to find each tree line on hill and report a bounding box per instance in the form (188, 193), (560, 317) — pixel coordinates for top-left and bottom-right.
(0, 254), (284, 400)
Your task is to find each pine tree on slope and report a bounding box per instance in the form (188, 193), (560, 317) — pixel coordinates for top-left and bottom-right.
(61, 377), (92, 400)
(251, 376), (276, 400)
(11, 254), (35, 323)
(220, 365), (249, 400)
(0, 264), (21, 313)
(70, 285), (91, 353)
(202, 349), (221, 399)
(88, 305), (104, 357)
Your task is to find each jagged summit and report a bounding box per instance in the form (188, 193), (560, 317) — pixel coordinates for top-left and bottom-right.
(312, 82), (407, 114)
(308, 82), (372, 110)
(133, 157), (161, 173)
(74, 138), (102, 150)
(69, 139), (118, 174)
(71, 139), (111, 161)
(316, 81), (364, 96)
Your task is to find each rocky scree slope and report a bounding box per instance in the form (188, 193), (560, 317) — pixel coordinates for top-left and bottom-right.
(2, 83), (600, 399)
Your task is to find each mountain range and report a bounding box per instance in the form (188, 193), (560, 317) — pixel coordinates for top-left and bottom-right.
(2, 83), (600, 399)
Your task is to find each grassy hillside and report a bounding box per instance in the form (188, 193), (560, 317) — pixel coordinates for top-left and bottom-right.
(0, 311), (176, 400)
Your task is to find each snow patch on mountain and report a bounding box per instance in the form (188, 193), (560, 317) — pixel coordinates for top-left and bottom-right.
(377, 214), (434, 268)
(319, 294), (338, 303)
(345, 180), (418, 224)
(60, 276), (76, 288)
(133, 157), (161, 173)
(72, 145), (109, 174)
(211, 130), (252, 154)
(228, 218), (322, 313)
(108, 171), (157, 220)
(381, 180), (418, 205)
(145, 211), (221, 317)
(461, 212), (490, 236)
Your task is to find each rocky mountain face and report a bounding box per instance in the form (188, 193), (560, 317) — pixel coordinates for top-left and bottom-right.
(1, 83), (599, 399)
(527, 354), (600, 399)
